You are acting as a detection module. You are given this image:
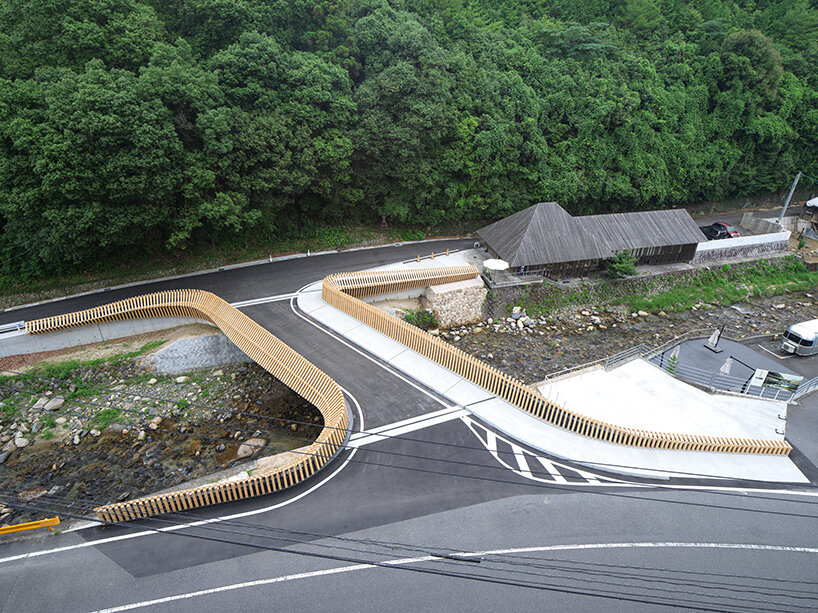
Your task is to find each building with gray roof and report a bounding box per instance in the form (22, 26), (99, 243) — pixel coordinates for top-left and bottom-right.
(477, 202), (705, 278)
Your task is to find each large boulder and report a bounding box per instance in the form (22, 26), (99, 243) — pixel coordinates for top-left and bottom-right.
(43, 397), (64, 411)
(236, 438), (266, 460)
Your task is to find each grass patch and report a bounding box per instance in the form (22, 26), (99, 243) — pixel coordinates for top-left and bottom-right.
(621, 258), (818, 313)
(1, 403), (19, 418)
(402, 308), (439, 331)
(93, 407), (121, 428)
(26, 340), (167, 385)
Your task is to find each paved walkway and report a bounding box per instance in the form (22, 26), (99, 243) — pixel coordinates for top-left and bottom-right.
(296, 253), (808, 483)
(538, 359), (787, 440)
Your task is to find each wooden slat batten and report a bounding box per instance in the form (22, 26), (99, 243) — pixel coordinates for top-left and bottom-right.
(23, 290), (351, 523)
(21, 265), (790, 524)
(322, 266), (791, 459)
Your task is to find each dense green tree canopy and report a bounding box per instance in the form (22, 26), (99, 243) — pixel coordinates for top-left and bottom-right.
(1, 0), (817, 277)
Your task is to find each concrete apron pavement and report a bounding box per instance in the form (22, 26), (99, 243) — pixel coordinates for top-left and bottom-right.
(296, 254), (807, 483)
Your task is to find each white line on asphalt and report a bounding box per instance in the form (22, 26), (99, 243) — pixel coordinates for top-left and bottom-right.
(289, 286), (455, 410)
(0, 389), (364, 566)
(230, 293), (299, 308)
(484, 430), (497, 454)
(757, 344), (793, 360)
(511, 443), (532, 478)
(349, 407), (467, 448)
(351, 405), (461, 438)
(536, 456), (567, 483)
(91, 542), (818, 612)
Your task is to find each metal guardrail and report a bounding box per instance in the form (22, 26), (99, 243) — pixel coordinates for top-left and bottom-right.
(0, 515), (60, 534)
(794, 376), (818, 400)
(324, 267), (790, 456)
(650, 356), (795, 402)
(0, 321), (25, 334)
(605, 345), (651, 371)
(26, 290), (350, 523)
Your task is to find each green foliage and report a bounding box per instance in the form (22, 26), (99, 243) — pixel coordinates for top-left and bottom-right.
(624, 257), (818, 312)
(93, 407), (121, 427)
(0, 1), (817, 279)
(402, 308), (439, 330)
(400, 229), (425, 242)
(1, 402), (18, 418)
(606, 251), (638, 279)
(666, 354), (679, 374)
(30, 360), (81, 381)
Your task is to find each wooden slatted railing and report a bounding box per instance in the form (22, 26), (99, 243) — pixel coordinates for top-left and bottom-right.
(26, 290), (350, 522)
(323, 266), (790, 456)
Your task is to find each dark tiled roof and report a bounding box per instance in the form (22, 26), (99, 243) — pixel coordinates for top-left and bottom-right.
(477, 202), (703, 267)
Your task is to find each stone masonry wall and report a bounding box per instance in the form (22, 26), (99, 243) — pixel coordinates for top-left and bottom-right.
(141, 333), (251, 375)
(422, 277), (487, 329)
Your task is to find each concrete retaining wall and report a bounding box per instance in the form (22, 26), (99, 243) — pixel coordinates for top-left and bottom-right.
(691, 231), (790, 264)
(0, 316), (207, 358)
(740, 212), (783, 235)
(142, 333), (251, 374)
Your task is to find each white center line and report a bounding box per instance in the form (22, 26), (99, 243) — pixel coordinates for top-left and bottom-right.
(92, 542), (818, 612)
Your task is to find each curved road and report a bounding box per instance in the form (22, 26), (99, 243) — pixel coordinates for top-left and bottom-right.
(2, 240), (818, 612)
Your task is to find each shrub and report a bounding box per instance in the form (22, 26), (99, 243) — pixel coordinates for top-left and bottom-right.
(403, 308), (439, 330)
(606, 251), (638, 279)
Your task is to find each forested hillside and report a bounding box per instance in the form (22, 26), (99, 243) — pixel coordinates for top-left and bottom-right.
(1, 0), (816, 278)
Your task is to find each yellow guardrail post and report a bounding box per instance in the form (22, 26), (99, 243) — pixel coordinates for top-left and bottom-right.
(0, 516), (60, 535)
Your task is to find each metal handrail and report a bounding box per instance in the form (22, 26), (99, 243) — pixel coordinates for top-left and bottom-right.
(794, 376), (818, 400)
(0, 320), (25, 334)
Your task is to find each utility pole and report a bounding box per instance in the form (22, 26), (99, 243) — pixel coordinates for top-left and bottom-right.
(778, 171), (802, 225)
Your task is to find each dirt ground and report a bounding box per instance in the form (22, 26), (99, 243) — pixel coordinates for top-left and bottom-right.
(0, 323), (218, 373)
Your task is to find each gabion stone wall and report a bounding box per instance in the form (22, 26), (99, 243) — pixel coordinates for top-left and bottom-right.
(423, 277), (488, 329)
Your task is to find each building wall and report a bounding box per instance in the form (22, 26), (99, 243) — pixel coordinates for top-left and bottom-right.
(691, 232), (791, 264)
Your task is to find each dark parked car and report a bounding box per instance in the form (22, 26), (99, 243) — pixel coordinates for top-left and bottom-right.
(699, 222), (740, 240)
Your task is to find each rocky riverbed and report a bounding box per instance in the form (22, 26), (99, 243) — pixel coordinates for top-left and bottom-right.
(0, 359), (322, 528)
(439, 292), (818, 384)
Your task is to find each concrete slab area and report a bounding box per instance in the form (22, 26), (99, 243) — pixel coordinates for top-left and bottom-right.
(537, 359), (787, 440)
(344, 325), (408, 363)
(467, 396), (806, 482)
(295, 260), (808, 483)
(390, 350), (461, 396)
(443, 379), (494, 407)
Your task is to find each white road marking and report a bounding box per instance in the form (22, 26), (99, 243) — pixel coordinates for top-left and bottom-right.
(0, 389), (364, 566)
(231, 293), (299, 308)
(349, 407), (467, 448)
(757, 344), (793, 360)
(91, 542), (818, 612)
(536, 456), (567, 483)
(289, 287), (455, 411)
(485, 430), (497, 454)
(511, 443), (532, 478)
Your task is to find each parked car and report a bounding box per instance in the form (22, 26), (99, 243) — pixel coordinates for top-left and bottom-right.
(712, 221), (740, 237)
(699, 222), (740, 240)
(782, 319), (818, 356)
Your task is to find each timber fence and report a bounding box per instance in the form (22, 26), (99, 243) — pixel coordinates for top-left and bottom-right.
(26, 290), (350, 523)
(323, 266), (790, 456)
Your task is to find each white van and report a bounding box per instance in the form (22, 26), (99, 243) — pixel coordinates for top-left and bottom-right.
(781, 319), (818, 356)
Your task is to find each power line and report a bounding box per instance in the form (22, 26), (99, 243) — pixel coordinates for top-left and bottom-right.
(11, 485), (815, 604)
(1, 495), (809, 613)
(3, 387), (818, 526)
(4, 383), (818, 523)
(3, 367), (816, 490)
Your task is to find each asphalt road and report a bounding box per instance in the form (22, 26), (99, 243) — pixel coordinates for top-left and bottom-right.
(2, 240), (818, 612)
